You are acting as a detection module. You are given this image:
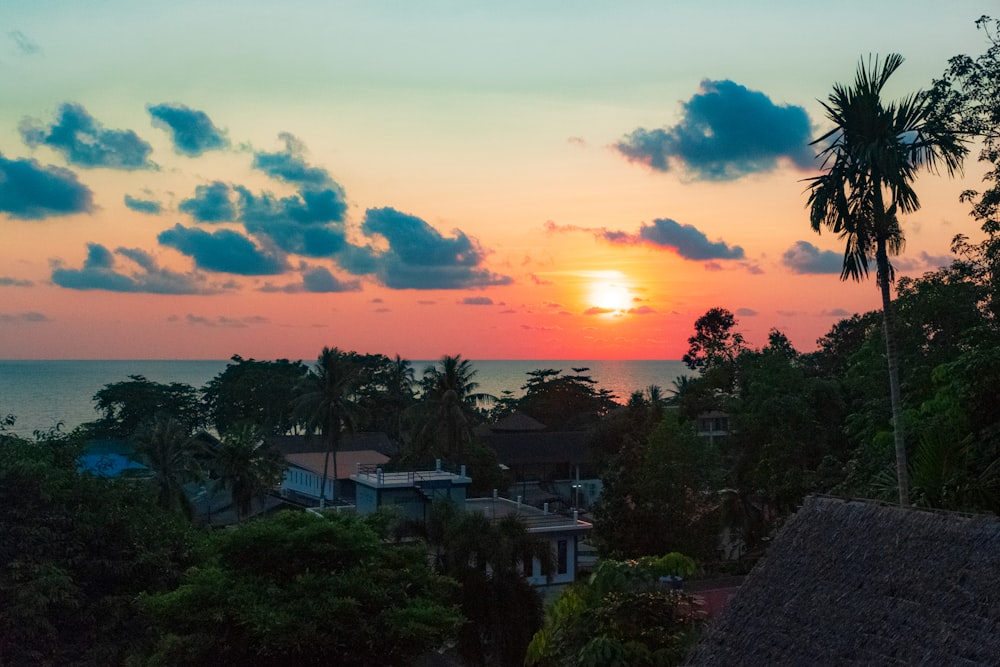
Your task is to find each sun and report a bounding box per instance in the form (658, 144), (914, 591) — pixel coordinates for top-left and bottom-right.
(589, 280), (632, 313)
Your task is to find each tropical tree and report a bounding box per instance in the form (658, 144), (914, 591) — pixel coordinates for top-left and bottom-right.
(365, 353), (416, 447)
(139, 511), (461, 666)
(525, 553), (705, 667)
(202, 355), (307, 435)
(592, 412), (724, 561)
(806, 53), (966, 505)
(133, 413), (206, 518)
(213, 423), (286, 520)
(415, 500), (552, 667)
(0, 431), (196, 666)
(517, 368), (617, 430)
(418, 355), (495, 457)
(295, 347), (363, 505)
(91, 375), (204, 438)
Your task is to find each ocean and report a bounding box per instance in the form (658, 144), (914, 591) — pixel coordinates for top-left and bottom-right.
(0, 359), (689, 438)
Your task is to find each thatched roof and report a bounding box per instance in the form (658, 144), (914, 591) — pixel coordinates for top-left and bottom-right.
(685, 495), (1000, 666)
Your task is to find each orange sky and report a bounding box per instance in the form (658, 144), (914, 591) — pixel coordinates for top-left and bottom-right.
(0, 2), (993, 360)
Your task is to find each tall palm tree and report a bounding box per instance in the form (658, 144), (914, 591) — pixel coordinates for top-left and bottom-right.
(415, 500), (551, 667)
(806, 54), (966, 505)
(420, 355), (495, 457)
(214, 423), (286, 520)
(295, 347), (362, 506)
(133, 413), (204, 518)
(380, 354), (415, 447)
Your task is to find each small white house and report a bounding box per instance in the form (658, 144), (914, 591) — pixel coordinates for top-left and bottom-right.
(465, 496), (592, 589)
(351, 463), (593, 589)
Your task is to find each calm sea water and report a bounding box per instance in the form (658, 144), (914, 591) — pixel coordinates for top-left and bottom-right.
(0, 359), (688, 438)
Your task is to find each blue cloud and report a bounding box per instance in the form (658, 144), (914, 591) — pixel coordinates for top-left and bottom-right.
(237, 186), (346, 225)
(20, 103), (154, 170)
(782, 241), (843, 274)
(147, 103), (228, 156)
(179, 181), (236, 222)
(0, 152), (93, 219)
(602, 218), (744, 260)
(158, 223), (287, 275)
(617, 79), (813, 180)
(302, 266), (361, 293)
(355, 207), (512, 289)
(236, 186), (346, 256)
(51, 243), (218, 294)
(461, 296), (494, 305)
(252, 133), (334, 187)
(336, 243), (379, 275)
(124, 194), (162, 215)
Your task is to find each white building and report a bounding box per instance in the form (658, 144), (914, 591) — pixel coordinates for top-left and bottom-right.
(351, 462), (593, 589)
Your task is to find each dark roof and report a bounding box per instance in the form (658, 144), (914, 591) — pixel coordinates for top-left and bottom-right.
(490, 411), (547, 432)
(478, 431), (590, 466)
(266, 432), (395, 457)
(685, 495), (1000, 666)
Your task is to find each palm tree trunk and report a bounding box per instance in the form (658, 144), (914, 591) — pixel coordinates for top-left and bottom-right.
(331, 431), (340, 502)
(876, 243), (910, 506)
(319, 448), (329, 508)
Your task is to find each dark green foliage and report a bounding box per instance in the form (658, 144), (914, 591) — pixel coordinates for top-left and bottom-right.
(203, 355), (307, 435)
(526, 555), (705, 667)
(414, 354), (495, 457)
(416, 501), (549, 667)
(682, 308), (744, 376)
(213, 423), (286, 519)
(139, 511), (461, 667)
(133, 413), (207, 518)
(0, 432), (196, 666)
(91, 375), (204, 438)
(518, 368), (617, 431)
(593, 412), (723, 561)
(729, 339), (850, 512)
(933, 16), (1000, 237)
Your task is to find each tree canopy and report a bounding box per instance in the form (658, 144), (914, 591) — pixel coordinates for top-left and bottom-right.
(139, 510), (461, 666)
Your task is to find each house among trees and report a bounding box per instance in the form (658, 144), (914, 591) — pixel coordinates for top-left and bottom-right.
(685, 496), (1000, 665)
(268, 432), (394, 505)
(475, 411), (600, 510)
(465, 495), (593, 589)
(352, 462), (594, 589)
(694, 409), (731, 443)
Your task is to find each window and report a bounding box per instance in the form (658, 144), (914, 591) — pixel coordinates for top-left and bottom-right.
(557, 540), (568, 575)
(522, 553), (533, 577)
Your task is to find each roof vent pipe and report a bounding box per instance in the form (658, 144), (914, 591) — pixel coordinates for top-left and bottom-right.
(544, 502), (549, 514)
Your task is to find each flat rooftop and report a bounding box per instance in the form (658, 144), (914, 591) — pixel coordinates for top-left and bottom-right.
(351, 468), (472, 489)
(465, 497), (592, 533)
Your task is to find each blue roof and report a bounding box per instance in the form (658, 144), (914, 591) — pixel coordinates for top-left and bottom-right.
(78, 453), (147, 478)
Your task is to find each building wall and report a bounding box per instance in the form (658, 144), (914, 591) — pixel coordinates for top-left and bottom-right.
(524, 533), (580, 587)
(281, 466), (334, 501)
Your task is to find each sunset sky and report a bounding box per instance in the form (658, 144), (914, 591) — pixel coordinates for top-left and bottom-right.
(0, 1), (994, 361)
